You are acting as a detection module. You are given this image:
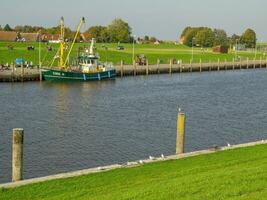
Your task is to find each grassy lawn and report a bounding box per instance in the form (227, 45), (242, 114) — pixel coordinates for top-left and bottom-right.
(1, 144), (267, 200)
(0, 42), (265, 66)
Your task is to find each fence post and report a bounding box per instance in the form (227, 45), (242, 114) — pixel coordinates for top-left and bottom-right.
(12, 128), (24, 182)
(176, 109), (185, 155)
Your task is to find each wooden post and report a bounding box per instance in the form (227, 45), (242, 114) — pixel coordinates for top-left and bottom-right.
(120, 60), (124, 77)
(224, 59), (227, 70)
(260, 57), (262, 68)
(190, 59), (192, 72)
(176, 110), (185, 155)
(254, 58), (256, 69)
(209, 60), (211, 71)
(217, 58), (220, 71)
(247, 57), (249, 69)
(21, 63), (24, 82)
(179, 60), (182, 73)
(12, 128), (24, 182)
(146, 59), (149, 76)
(133, 61), (136, 76)
(199, 59), (202, 72)
(39, 68), (43, 81)
(169, 59), (172, 74)
(157, 59), (160, 74)
(232, 58), (235, 70)
(11, 63), (15, 82)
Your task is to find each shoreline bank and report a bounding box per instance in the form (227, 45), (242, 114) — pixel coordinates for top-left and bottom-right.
(1, 139), (266, 189)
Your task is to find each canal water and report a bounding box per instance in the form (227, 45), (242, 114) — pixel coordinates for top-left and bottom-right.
(1, 69), (267, 183)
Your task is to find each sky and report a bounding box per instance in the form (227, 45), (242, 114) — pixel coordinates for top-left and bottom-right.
(1, 0), (267, 41)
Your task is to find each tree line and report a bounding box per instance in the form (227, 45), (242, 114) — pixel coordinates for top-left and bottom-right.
(0, 18), (132, 43)
(180, 27), (257, 48)
(84, 19), (132, 43)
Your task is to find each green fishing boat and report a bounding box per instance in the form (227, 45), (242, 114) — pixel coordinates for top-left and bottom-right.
(42, 17), (116, 81)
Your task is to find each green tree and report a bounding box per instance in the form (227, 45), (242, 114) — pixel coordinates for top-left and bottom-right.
(85, 26), (107, 42)
(181, 26), (192, 37)
(183, 28), (199, 47)
(241, 28), (256, 48)
(149, 37), (157, 43)
(144, 35), (149, 41)
(230, 34), (241, 45)
(107, 18), (131, 43)
(4, 24), (13, 31)
(213, 29), (228, 46)
(195, 28), (215, 47)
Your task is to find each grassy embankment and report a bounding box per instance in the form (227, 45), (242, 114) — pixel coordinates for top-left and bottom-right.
(0, 42), (265, 66)
(1, 144), (267, 200)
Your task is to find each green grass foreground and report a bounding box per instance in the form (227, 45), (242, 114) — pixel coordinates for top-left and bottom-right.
(1, 144), (267, 200)
(0, 42), (264, 66)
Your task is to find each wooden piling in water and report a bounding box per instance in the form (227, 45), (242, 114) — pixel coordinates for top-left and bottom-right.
(12, 128), (24, 182)
(133, 62), (136, 76)
(254, 58), (256, 69)
(247, 57), (249, 69)
(11, 64), (14, 82)
(169, 59), (172, 74)
(176, 111), (185, 155)
(199, 59), (202, 72)
(232, 58), (235, 70)
(146, 59), (149, 76)
(179, 60), (182, 73)
(217, 58), (220, 71)
(157, 59), (160, 74)
(120, 60), (124, 77)
(260, 57), (262, 68)
(39, 68), (43, 81)
(21, 64), (24, 82)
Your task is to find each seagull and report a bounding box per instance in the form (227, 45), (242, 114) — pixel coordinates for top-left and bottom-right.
(149, 156), (155, 160)
(161, 154), (165, 158)
(227, 143), (231, 147)
(139, 160), (144, 164)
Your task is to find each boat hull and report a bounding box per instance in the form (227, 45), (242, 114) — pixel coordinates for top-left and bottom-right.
(42, 68), (116, 81)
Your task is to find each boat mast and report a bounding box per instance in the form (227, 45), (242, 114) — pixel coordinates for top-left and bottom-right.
(64, 17), (85, 67)
(60, 17), (65, 68)
(90, 38), (96, 55)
